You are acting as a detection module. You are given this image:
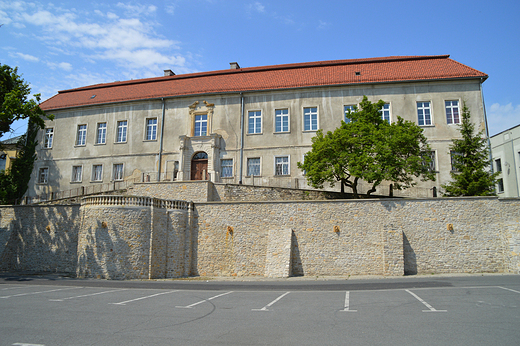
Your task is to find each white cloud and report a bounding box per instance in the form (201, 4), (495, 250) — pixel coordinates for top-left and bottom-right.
(487, 102), (520, 135)
(47, 61), (73, 71)
(116, 2), (157, 17)
(318, 20), (331, 30)
(12, 52), (39, 62)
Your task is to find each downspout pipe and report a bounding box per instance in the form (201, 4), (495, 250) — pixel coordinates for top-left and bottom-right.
(239, 92), (245, 184)
(480, 78), (494, 174)
(157, 98), (166, 181)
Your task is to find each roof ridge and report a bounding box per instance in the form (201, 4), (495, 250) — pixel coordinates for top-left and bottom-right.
(57, 55), (452, 94)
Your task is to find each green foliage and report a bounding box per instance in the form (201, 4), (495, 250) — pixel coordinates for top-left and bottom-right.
(441, 103), (497, 196)
(0, 63), (51, 204)
(0, 122), (38, 203)
(0, 64), (52, 139)
(298, 96), (435, 198)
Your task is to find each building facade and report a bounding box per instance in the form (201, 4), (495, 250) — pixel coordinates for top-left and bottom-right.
(490, 124), (520, 197)
(28, 55), (489, 198)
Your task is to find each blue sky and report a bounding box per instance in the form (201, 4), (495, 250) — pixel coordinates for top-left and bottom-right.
(1, 0), (519, 140)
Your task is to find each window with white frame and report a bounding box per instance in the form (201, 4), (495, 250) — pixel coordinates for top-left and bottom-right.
(221, 159), (233, 178)
(495, 158), (502, 172)
(344, 105), (355, 124)
(275, 109), (289, 132)
(194, 114), (207, 136)
(422, 151), (436, 172)
(92, 164), (103, 181)
(96, 123), (106, 144)
(303, 107), (318, 131)
(44, 128), (53, 148)
(146, 118), (157, 140)
(417, 102), (432, 126)
(450, 151), (462, 171)
(248, 111), (262, 134)
(116, 121), (127, 142)
(497, 178), (504, 193)
(71, 166), (82, 182)
(247, 158), (260, 176)
(76, 125), (87, 146)
(445, 100), (460, 124)
(275, 156), (290, 176)
(38, 167), (48, 184)
(380, 103), (390, 122)
(113, 163), (124, 181)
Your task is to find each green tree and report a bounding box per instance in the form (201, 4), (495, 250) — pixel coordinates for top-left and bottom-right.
(0, 64), (52, 203)
(298, 96), (435, 198)
(441, 102), (497, 196)
(0, 121), (38, 203)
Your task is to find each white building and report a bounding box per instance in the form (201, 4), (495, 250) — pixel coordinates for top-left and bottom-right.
(490, 124), (520, 197)
(28, 55), (489, 198)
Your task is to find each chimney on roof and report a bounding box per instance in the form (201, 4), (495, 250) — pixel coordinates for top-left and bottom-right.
(229, 62), (240, 70)
(164, 69), (175, 76)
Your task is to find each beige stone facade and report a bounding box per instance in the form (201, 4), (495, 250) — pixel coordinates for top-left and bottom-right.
(28, 57), (489, 199)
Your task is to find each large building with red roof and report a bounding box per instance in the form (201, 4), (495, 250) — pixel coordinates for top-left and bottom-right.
(29, 55), (489, 198)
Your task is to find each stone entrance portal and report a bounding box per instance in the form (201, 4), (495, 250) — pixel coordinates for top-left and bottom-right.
(191, 152), (208, 180)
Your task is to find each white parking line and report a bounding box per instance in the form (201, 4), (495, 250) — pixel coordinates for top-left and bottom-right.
(405, 289), (447, 312)
(340, 291), (357, 312)
(176, 291), (234, 308)
(49, 288), (128, 301)
(12, 343), (45, 346)
(497, 286), (520, 294)
(252, 291), (291, 311)
(110, 290), (178, 305)
(0, 287), (80, 299)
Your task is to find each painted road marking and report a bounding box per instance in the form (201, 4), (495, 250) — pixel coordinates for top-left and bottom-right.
(497, 286), (520, 294)
(49, 288), (128, 301)
(176, 291), (234, 308)
(12, 343), (45, 346)
(0, 287), (80, 299)
(405, 289), (447, 312)
(252, 291), (291, 311)
(340, 291), (357, 312)
(110, 290), (178, 305)
(2, 286), (31, 291)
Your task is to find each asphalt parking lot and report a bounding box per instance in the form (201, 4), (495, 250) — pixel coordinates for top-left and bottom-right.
(1, 274), (519, 346)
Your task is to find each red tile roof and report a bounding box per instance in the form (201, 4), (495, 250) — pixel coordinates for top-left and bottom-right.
(40, 55), (487, 111)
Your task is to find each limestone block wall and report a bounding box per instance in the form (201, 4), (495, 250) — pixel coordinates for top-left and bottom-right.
(0, 205), (80, 273)
(128, 182), (210, 202)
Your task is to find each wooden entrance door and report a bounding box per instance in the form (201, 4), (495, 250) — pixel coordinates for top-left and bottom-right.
(191, 152), (208, 180)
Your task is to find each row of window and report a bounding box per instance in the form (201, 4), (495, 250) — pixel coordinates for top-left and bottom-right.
(38, 163), (124, 184)
(43, 119), (158, 149)
(246, 100), (462, 135)
(220, 156), (291, 178)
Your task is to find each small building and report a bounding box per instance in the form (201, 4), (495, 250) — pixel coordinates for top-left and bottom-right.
(28, 55), (489, 199)
(0, 135), (23, 172)
(490, 124), (520, 197)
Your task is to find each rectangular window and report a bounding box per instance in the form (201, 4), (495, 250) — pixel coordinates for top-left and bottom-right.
(76, 125), (87, 146)
(96, 123), (106, 144)
(303, 107), (318, 131)
(497, 178), (504, 193)
(38, 167), (48, 184)
(445, 100), (460, 124)
(92, 165), (103, 181)
(275, 109), (289, 132)
(275, 156), (290, 176)
(194, 114), (207, 136)
(113, 163), (124, 181)
(71, 166), (82, 182)
(247, 158), (260, 176)
(495, 158), (502, 173)
(221, 159), (233, 178)
(381, 103), (390, 122)
(44, 128), (53, 148)
(422, 151), (436, 172)
(248, 111), (262, 134)
(450, 151), (462, 171)
(117, 121), (127, 143)
(146, 118), (157, 140)
(417, 102), (432, 126)
(344, 105), (355, 124)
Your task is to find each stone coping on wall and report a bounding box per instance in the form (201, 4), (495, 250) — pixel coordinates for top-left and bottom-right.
(82, 195), (193, 210)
